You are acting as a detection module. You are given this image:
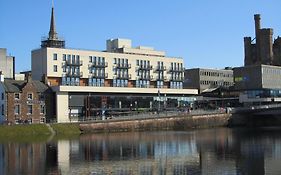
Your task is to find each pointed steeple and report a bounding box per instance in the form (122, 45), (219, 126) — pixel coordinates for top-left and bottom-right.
(41, 1), (65, 48)
(48, 6), (58, 40)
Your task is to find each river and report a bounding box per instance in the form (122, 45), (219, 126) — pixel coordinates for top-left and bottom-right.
(1, 127), (281, 175)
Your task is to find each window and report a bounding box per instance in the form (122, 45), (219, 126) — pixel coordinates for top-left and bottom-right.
(15, 93), (20, 100)
(40, 105), (45, 114)
(40, 117), (45, 123)
(89, 56), (93, 63)
(1, 104), (4, 115)
(53, 53), (57, 60)
(14, 105), (20, 115)
(27, 93), (33, 100)
(27, 105), (32, 115)
(1, 93), (3, 100)
(63, 54), (66, 61)
(136, 60), (139, 66)
(63, 66), (66, 72)
(54, 65), (57, 72)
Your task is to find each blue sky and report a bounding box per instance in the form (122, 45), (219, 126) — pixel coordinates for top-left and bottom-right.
(0, 0), (281, 72)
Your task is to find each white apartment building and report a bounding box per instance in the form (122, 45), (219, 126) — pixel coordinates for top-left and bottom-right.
(32, 6), (197, 123)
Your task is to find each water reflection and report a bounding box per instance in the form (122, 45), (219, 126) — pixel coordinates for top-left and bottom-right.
(1, 127), (281, 174)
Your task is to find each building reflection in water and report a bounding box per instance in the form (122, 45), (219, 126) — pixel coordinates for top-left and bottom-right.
(1, 127), (281, 174)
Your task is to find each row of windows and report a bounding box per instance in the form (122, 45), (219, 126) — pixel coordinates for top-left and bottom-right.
(199, 71), (233, 78)
(170, 82), (183, 89)
(170, 62), (183, 70)
(14, 104), (45, 115)
(54, 53), (183, 68)
(89, 78), (105, 87)
(200, 80), (233, 86)
(62, 77), (80, 86)
(14, 93), (34, 100)
(263, 68), (281, 75)
(89, 56), (105, 64)
(136, 80), (150, 88)
(113, 79), (128, 87)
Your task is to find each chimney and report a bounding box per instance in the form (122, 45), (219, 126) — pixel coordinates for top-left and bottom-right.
(27, 73), (32, 83)
(0, 71), (4, 82)
(254, 14), (261, 63)
(254, 14), (261, 36)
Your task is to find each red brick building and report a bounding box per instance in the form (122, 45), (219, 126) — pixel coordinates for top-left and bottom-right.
(0, 76), (54, 124)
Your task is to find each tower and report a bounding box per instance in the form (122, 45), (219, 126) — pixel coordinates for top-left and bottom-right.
(41, 3), (65, 48)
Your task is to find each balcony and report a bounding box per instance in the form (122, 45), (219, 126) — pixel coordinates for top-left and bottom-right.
(138, 75), (153, 81)
(64, 60), (83, 66)
(168, 67), (185, 73)
(89, 62), (108, 68)
(170, 76), (184, 82)
(155, 76), (167, 81)
(154, 66), (166, 72)
(115, 63), (131, 69)
(137, 65), (153, 70)
(115, 74), (131, 80)
(89, 73), (108, 79)
(64, 71), (83, 78)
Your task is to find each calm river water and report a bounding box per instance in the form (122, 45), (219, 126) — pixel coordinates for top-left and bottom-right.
(1, 127), (281, 175)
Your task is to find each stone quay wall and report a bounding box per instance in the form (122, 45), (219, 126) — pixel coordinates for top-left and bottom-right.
(79, 114), (231, 133)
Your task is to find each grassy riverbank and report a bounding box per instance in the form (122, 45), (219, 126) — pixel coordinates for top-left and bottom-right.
(0, 123), (81, 142)
(50, 123), (81, 135)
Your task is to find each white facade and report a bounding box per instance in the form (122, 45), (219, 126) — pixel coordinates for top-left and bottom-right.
(0, 48), (14, 79)
(32, 39), (197, 123)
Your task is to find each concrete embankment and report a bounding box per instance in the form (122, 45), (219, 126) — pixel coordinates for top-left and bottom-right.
(80, 113), (231, 133)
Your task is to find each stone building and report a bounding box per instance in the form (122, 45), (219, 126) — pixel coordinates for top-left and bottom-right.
(0, 75), (54, 124)
(244, 14), (281, 66)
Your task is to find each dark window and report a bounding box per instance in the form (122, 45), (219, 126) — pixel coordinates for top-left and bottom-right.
(40, 105), (45, 114)
(15, 93), (19, 100)
(14, 105), (20, 115)
(27, 93), (33, 100)
(27, 105), (32, 114)
(53, 53), (57, 60)
(1, 93), (3, 100)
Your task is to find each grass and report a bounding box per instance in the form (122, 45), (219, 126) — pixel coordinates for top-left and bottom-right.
(50, 123), (81, 135)
(0, 124), (52, 143)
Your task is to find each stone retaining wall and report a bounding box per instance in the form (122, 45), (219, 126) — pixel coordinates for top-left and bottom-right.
(80, 114), (231, 133)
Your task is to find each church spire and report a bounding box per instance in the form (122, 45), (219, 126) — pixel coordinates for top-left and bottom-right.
(48, 6), (58, 40)
(41, 1), (65, 48)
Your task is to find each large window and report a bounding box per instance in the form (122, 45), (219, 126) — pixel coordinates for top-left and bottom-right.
(27, 105), (32, 115)
(14, 105), (20, 115)
(1, 93), (3, 100)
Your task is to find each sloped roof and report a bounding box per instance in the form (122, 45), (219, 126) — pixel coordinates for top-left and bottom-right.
(1, 80), (50, 93)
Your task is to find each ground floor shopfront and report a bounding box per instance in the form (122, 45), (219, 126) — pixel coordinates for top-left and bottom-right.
(52, 86), (198, 123)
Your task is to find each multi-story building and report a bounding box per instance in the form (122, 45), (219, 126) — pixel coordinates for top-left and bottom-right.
(184, 68), (234, 94)
(0, 48), (15, 79)
(31, 6), (197, 123)
(0, 74), (54, 124)
(244, 14), (281, 66)
(234, 64), (281, 104)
